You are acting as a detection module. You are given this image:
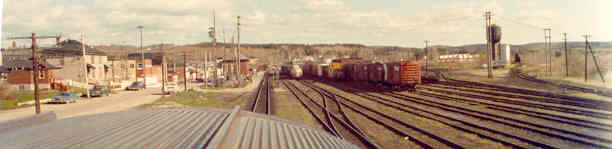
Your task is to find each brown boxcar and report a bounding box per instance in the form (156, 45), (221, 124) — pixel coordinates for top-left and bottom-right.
(321, 65), (330, 78)
(367, 63), (385, 83)
(331, 58), (363, 81)
(357, 63), (369, 81)
(383, 62), (402, 86)
(344, 63), (358, 81)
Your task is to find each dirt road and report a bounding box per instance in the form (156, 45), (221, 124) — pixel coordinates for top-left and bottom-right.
(0, 89), (163, 122)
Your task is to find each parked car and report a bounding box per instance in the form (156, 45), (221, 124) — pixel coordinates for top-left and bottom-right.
(48, 92), (80, 104)
(126, 81), (145, 91)
(89, 85), (111, 97)
(164, 83), (181, 94)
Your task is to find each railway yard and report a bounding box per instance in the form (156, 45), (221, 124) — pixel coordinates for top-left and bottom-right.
(246, 70), (612, 149)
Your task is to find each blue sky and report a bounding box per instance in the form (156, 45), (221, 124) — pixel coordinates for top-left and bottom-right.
(2, 0), (611, 48)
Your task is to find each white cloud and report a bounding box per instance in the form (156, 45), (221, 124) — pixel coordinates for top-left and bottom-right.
(2, 0), (610, 47)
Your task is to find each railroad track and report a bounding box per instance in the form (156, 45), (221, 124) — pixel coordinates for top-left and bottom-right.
(299, 80), (466, 149)
(515, 70), (612, 96)
(429, 82), (612, 111)
(251, 74), (271, 114)
(417, 84), (612, 119)
(445, 76), (612, 106)
(316, 80), (612, 148)
(281, 80), (381, 149)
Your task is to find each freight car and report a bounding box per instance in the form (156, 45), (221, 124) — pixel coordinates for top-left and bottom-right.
(330, 58), (363, 80)
(303, 60), (421, 89)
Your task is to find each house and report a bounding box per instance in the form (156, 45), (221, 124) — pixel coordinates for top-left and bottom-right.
(44, 40), (108, 85)
(105, 59), (137, 82)
(220, 54), (250, 81)
(0, 59), (60, 91)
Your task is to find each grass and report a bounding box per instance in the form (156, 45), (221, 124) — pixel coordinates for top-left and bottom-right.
(139, 90), (244, 109)
(0, 90), (61, 110)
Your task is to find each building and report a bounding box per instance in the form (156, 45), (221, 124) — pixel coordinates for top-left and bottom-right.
(220, 55), (250, 81)
(105, 59), (137, 82)
(44, 40), (108, 85)
(0, 59), (60, 91)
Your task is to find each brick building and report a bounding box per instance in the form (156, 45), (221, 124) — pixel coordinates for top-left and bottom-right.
(220, 55), (250, 81)
(0, 59), (60, 91)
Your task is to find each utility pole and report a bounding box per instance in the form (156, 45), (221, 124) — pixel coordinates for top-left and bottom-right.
(544, 28), (551, 76)
(237, 16), (241, 88)
(8, 33), (61, 114)
(208, 10), (218, 87)
(583, 35), (606, 83)
(424, 40), (429, 73)
(484, 11), (493, 78)
(137, 25), (146, 89)
(223, 28), (226, 57)
(204, 49), (208, 88)
(563, 33), (568, 77)
(161, 43), (167, 95)
(582, 34), (590, 82)
(183, 51), (188, 90)
(81, 33), (90, 98)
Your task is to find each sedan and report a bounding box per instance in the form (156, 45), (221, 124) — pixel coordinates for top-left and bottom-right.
(48, 92), (80, 104)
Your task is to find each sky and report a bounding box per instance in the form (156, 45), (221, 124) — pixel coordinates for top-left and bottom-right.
(1, 0), (611, 48)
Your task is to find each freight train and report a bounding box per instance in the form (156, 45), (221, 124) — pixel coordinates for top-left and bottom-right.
(302, 58), (422, 89)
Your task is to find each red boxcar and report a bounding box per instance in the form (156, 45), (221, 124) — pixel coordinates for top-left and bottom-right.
(356, 63), (369, 81)
(367, 63), (385, 83)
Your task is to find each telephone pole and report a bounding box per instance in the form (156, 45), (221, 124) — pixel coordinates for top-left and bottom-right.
(484, 11), (493, 78)
(137, 25), (146, 89)
(236, 16), (242, 88)
(204, 49), (208, 88)
(8, 33), (60, 114)
(424, 40), (430, 73)
(582, 34), (590, 82)
(161, 43), (167, 94)
(544, 28), (551, 76)
(208, 10), (218, 87)
(563, 33), (568, 77)
(81, 33), (90, 98)
(183, 51), (188, 90)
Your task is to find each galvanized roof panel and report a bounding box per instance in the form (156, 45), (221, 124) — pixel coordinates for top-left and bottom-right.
(0, 107), (361, 149)
(223, 114), (360, 149)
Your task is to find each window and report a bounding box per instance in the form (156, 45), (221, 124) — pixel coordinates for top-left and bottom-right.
(138, 64), (143, 69)
(59, 59), (65, 65)
(130, 64), (135, 68)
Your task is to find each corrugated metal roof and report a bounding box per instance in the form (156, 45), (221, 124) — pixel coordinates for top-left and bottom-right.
(0, 107), (360, 149)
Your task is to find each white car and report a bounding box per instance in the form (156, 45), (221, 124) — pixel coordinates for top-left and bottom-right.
(164, 83), (182, 94)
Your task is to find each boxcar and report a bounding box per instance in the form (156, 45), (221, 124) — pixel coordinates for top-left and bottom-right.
(401, 61), (421, 85)
(322, 65), (330, 79)
(331, 58), (363, 81)
(367, 63), (385, 84)
(357, 63), (369, 81)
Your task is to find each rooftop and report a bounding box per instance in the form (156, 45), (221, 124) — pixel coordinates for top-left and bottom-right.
(0, 107), (359, 149)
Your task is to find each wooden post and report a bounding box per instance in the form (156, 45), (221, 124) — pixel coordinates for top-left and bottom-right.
(183, 52), (188, 91)
(81, 33), (90, 98)
(32, 33), (40, 114)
